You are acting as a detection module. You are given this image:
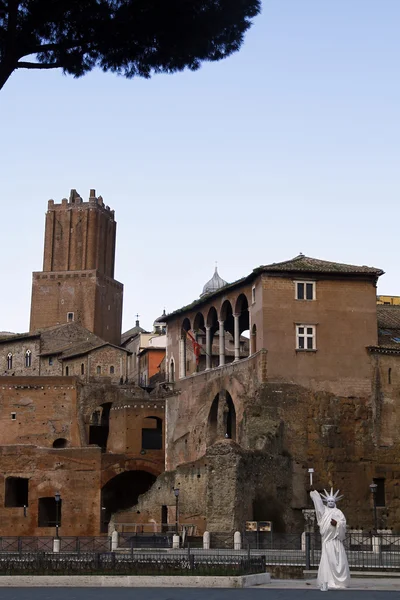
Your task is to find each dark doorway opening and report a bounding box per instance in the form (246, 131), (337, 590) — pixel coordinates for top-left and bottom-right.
(89, 403), (112, 451)
(142, 417), (163, 450)
(53, 438), (68, 448)
(38, 497), (62, 527)
(5, 477), (29, 507)
(101, 470), (157, 533)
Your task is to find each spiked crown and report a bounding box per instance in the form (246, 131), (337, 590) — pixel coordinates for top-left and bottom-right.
(320, 488), (344, 504)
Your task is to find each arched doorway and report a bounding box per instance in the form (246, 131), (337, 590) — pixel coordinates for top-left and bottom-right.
(101, 470), (157, 533)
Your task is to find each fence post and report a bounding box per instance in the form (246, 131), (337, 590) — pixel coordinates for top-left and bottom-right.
(111, 529), (119, 552)
(203, 531), (210, 550)
(234, 531), (242, 550)
(305, 532), (311, 570)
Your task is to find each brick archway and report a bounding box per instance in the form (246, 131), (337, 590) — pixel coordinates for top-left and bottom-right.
(101, 458), (162, 488)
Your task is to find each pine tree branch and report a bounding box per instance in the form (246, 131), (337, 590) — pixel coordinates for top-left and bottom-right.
(16, 61), (61, 70)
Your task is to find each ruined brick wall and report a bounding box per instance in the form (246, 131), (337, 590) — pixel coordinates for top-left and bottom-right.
(0, 446), (101, 536)
(112, 459), (208, 534)
(0, 377), (81, 448)
(165, 352), (267, 471)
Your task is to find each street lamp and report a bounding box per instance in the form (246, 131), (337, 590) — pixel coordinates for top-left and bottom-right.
(173, 488), (180, 535)
(369, 482), (378, 532)
(55, 492), (61, 539)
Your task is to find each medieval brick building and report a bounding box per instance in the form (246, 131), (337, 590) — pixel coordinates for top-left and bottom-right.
(1, 190), (400, 538)
(0, 190), (166, 536)
(114, 256), (400, 535)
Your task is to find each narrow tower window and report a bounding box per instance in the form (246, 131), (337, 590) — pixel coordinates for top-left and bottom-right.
(25, 350), (32, 368)
(81, 363), (85, 375)
(388, 368), (392, 385)
(7, 353), (12, 370)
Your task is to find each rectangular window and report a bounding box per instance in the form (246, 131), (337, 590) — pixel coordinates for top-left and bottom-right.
(5, 477), (29, 507)
(373, 478), (385, 507)
(67, 312), (74, 322)
(48, 357), (53, 366)
(295, 281), (315, 301)
(11, 413), (16, 420)
(252, 286), (256, 304)
(296, 325), (316, 350)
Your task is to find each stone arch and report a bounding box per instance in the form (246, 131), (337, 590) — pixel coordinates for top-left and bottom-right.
(207, 390), (237, 445)
(206, 306), (218, 329)
(100, 470), (157, 533)
(88, 402), (112, 451)
(220, 300), (233, 328)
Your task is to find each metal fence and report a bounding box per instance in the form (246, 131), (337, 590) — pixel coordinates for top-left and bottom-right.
(0, 551), (265, 576)
(118, 532), (173, 549)
(0, 537), (110, 554)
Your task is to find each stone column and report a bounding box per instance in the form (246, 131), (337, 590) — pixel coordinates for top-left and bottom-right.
(205, 326), (211, 370)
(233, 313), (240, 361)
(218, 320), (225, 367)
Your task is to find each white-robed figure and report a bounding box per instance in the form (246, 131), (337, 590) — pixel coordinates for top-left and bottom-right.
(310, 488), (350, 589)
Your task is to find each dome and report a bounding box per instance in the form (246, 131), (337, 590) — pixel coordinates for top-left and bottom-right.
(200, 267), (228, 297)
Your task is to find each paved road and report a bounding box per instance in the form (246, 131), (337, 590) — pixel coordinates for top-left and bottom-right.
(0, 589), (399, 600)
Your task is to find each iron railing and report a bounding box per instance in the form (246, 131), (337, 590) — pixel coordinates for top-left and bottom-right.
(0, 551), (265, 576)
(118, 532), (173, 549)
(0, 537), (110, 554)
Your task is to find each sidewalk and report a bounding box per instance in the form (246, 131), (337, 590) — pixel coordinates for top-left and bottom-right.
(259, 577), (400, 591)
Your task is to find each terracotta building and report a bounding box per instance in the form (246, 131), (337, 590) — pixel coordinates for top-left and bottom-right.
(114, 256), (400, 535)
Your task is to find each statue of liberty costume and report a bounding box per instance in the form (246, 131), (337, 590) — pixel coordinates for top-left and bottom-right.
(310, 488), (350, 589)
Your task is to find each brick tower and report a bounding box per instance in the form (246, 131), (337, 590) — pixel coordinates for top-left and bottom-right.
(29, 189), (123, 345)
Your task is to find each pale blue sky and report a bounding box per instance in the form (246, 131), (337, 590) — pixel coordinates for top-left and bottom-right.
(0, 0), (399, 334)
